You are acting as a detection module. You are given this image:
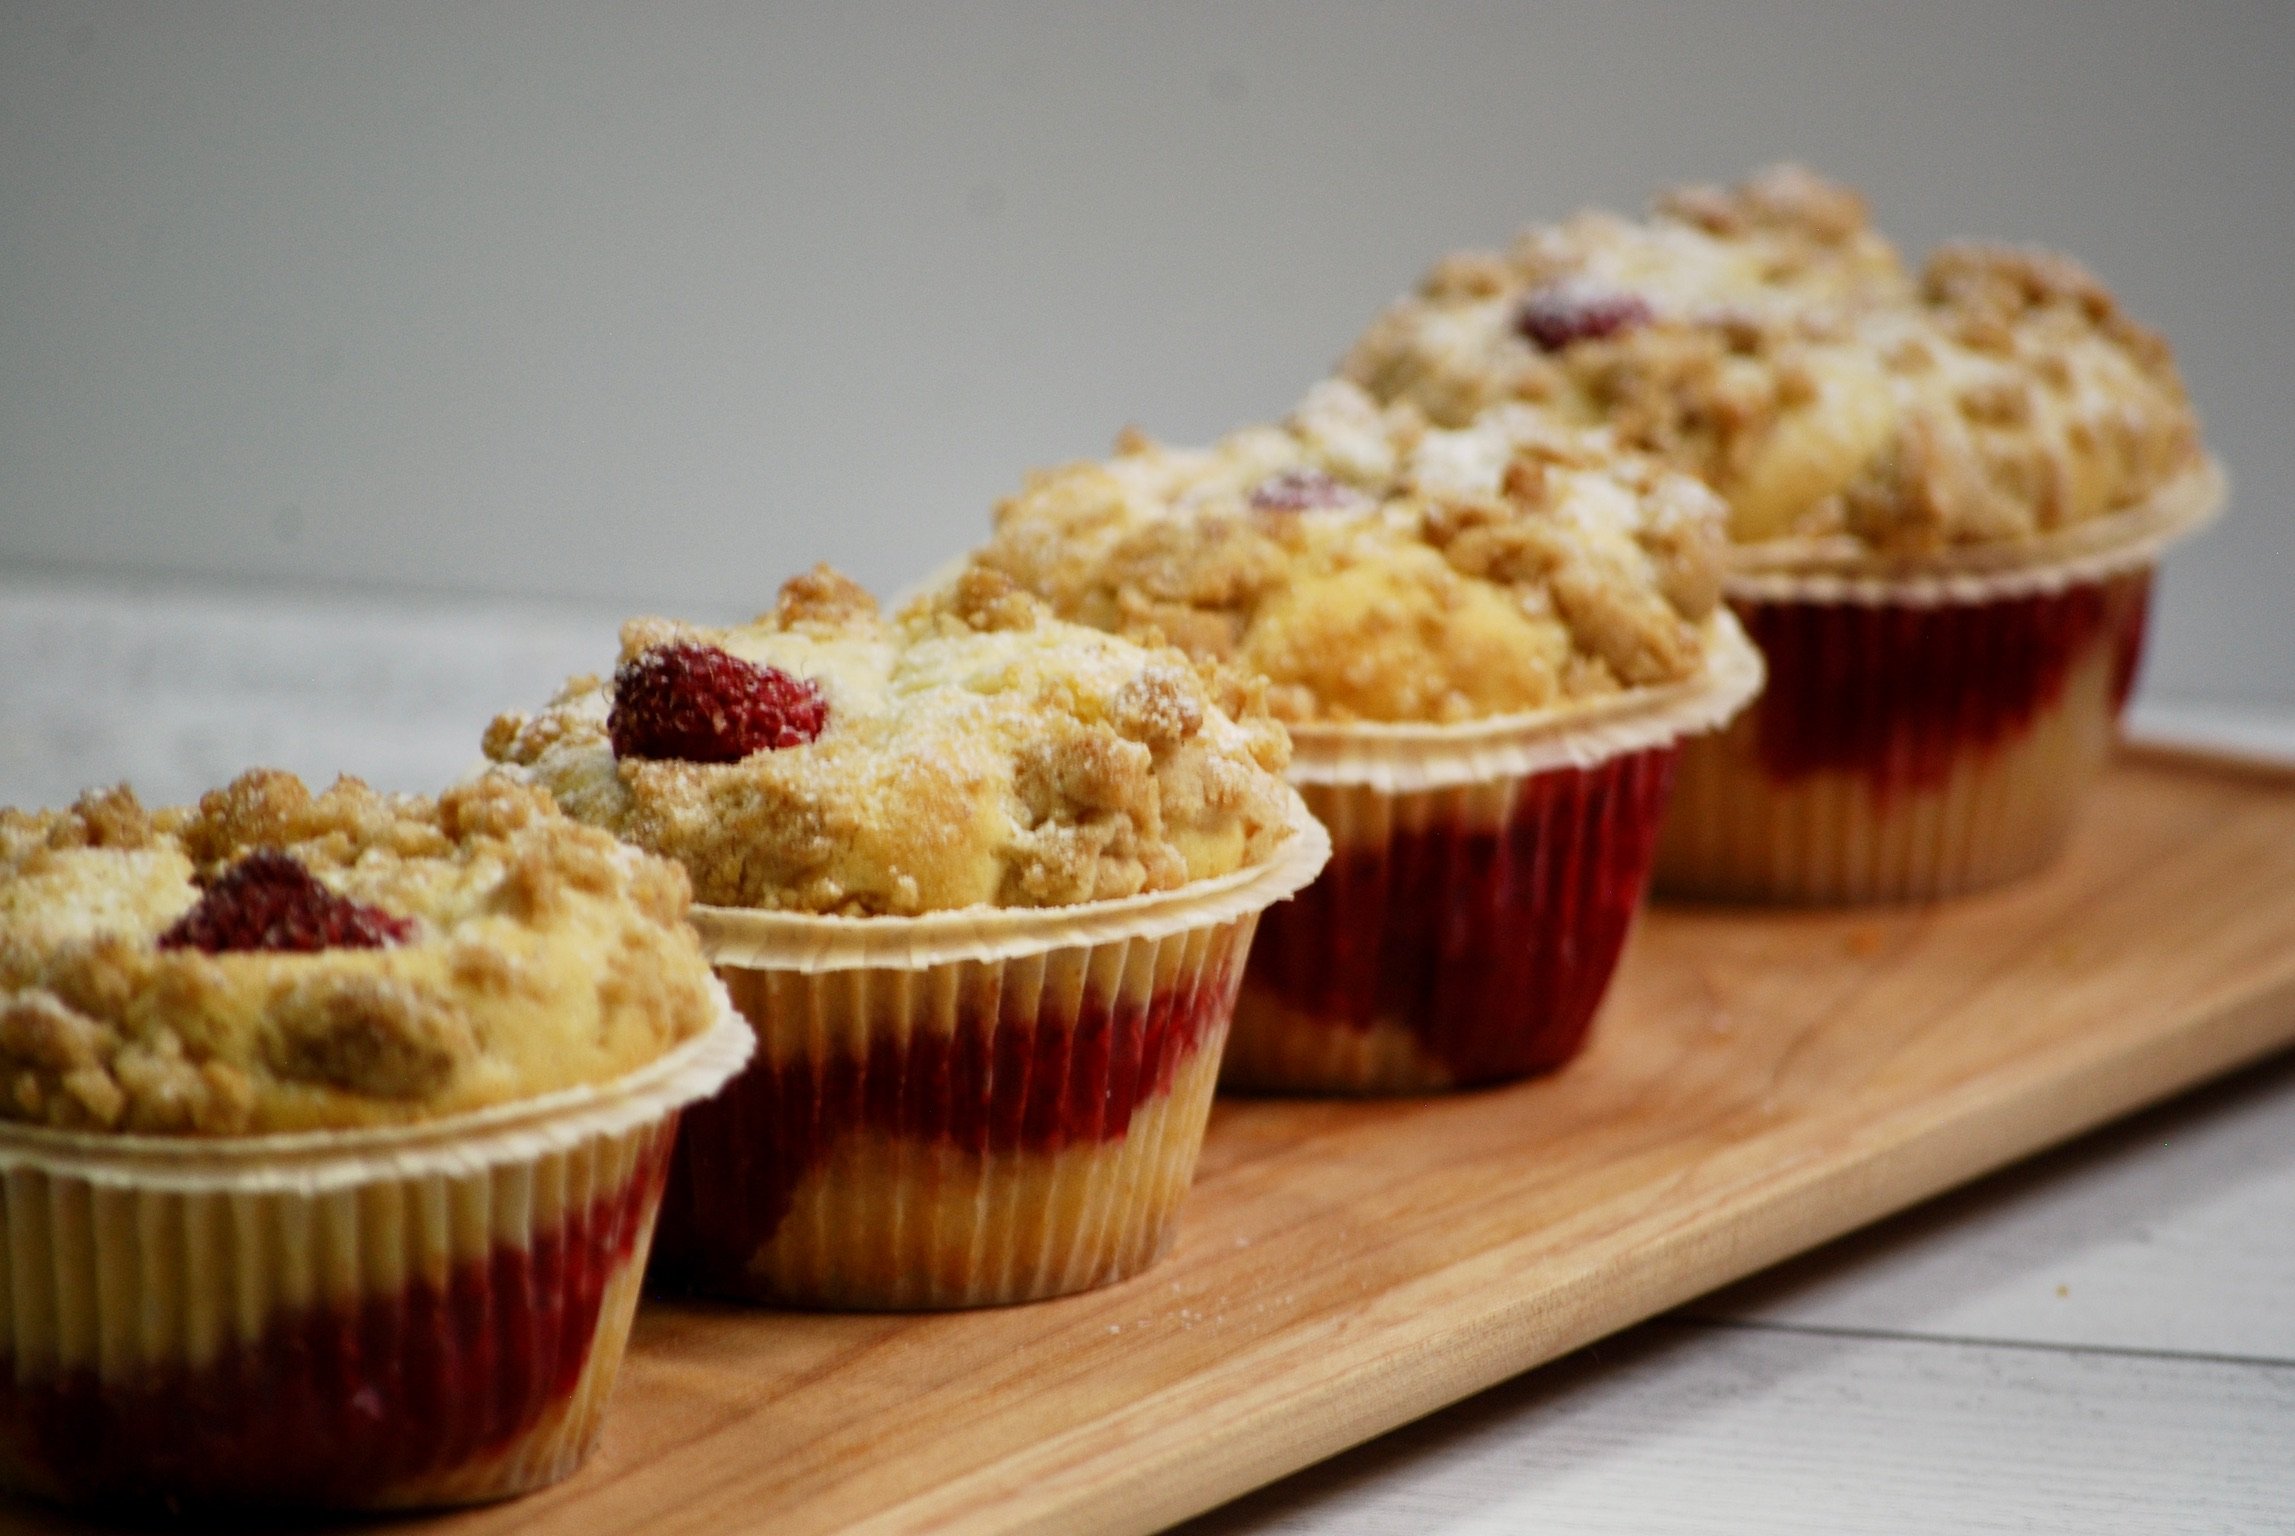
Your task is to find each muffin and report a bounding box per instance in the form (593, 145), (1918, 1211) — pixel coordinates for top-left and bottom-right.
(0, 770), (748, 1510)
(484, 566), (1326, 1307)
(1344, 164), (1914, 526)
(1342, 167), (2221, 900)
(966, 379), (1763, 1092)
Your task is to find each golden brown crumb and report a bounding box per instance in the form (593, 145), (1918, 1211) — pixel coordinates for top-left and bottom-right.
(968, 380), (1727, 725)
(774, 563), (880, 631)
(485, 567), (1299, 915)
(1830, 244), (2201, 551)
(0, 772), (721, 1136)
(1656, 164), (1876, 245)
(1340, 166), (2204, 553)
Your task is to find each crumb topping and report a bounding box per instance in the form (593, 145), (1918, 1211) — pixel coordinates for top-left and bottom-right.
(0, 772), (721, 1136)
(1833, 244), (2203, 552)
(1340, 165), (2202, 554)
(484, 566), (1298, 915)
(968, 379), (1728, 725)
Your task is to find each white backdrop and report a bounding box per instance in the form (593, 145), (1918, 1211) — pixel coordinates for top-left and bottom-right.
(3, 1), (2288, 708)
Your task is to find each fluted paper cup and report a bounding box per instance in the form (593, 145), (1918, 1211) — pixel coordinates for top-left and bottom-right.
(0, 999), (751, 1512)
(1225, 612), (1764, 1094)
(1655, 460), (2224, 903)
(657, 794), (1329, 1310)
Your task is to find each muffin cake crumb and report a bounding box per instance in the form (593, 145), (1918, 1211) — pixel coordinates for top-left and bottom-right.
(968, 380), (1730, 725)
(1341, 165), (2204, 554)
(0, 772), (721, 1135)
(486, 566), (1298, 914)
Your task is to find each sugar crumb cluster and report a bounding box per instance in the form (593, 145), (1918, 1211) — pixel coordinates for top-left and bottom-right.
(970, 379), (1729, 724)
(0, 771), (718, 1134)
(485, 566), (1298, 914)
(1341, 164), (2202, 554)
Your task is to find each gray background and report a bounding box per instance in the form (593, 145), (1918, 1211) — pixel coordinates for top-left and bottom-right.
(4, 1), (2289, 709)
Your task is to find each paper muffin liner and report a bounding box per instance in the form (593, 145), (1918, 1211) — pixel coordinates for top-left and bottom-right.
(657, 796), (1330, 1309)
(1655, 461), (2225, 904)
(1223, 613), (1764, 1094)
(0, 1001), (751, 1512)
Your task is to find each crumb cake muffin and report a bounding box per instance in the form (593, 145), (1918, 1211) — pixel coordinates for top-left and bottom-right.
(1343, 163), (1915, 539)
(485, 566), (1326, 1307)
(1342, 167), (2220, 900)
(0, 771), (749, 1510)
(966, 380), (1763, 1092)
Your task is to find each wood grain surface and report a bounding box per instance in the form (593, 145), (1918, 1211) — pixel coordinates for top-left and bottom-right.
(5, 748), (2292, 1536)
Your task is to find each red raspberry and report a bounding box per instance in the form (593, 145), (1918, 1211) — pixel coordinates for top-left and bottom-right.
(1514, 282), (1654, 352)
(608, 643), (829, 763)
(159, 850), (416, 954)
(1250, 468), (1361, 513)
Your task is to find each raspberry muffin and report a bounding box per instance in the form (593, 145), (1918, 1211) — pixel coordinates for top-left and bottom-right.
(0, 771), (748, 1510)
(966, 380), (1763, 1092)
(1344, 165), (1913, 526)
(484, 566), (1326, 1307)
(1342, 167), (2220, 900)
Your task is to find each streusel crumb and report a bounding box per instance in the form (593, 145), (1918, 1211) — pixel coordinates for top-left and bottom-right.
(484, 566), (1298, 915)
(1835, 244), (2201, 551)
(1340, 165), (2203, 553)
(968, 379), (1728, 725)
(0, 772), (721, 1135)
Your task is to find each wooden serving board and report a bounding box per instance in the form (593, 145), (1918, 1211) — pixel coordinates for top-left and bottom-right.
(11, 747), (2295, 1536)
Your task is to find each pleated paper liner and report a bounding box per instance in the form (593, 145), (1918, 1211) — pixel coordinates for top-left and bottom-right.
(660, 795), (1331, 1309)
(1225, 611), (1765, 1095)
(1655, 460), (2225, 904)
(0, 998), (752, 1512)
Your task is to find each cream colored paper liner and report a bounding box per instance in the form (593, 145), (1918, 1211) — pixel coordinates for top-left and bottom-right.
(1652, 466), (2220, 904)
(1278, 609), (1765, 795)
(1660, 654), (2121, 901)
(1657, 573), (2146, 904)
(0, 998), (752, 1509)
(694, 933), (1240, 1308)
(1228, 742), (1674, 1094)
(1722, 458), (2225, 605)
(674, 801), (1329, 1308)
(1214, 617), (1758, 1095)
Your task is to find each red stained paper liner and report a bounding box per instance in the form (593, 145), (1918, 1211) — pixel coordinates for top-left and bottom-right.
(1224, 612), (1765, 1094)
(660, 794), (1330, 1309)
(1656, 461), (2224, 904)
(0, 1001), (751, 1511)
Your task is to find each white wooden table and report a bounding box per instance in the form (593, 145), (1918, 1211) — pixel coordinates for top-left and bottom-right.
(5, 571), (2291, 1535)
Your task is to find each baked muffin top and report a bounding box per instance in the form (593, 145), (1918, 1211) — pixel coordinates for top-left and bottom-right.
(483, 566), (1298, 915)
(1341, 165), (2203, 556)
(1828, 244), (2203, 553)
(0, 770), (722, 1137)
(968, 379), (1729, 726)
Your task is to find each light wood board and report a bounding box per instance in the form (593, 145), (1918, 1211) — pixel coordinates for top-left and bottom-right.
(8, 747), (2294, 1536)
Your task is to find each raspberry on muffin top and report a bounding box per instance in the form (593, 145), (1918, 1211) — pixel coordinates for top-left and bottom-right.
(0, 771), (723, 1136)
(1341, 165), (2203, 556)
(1343, 166), (1908, 456)
(483, 566), (1299, 915)
(967, 378), (1730, 726)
